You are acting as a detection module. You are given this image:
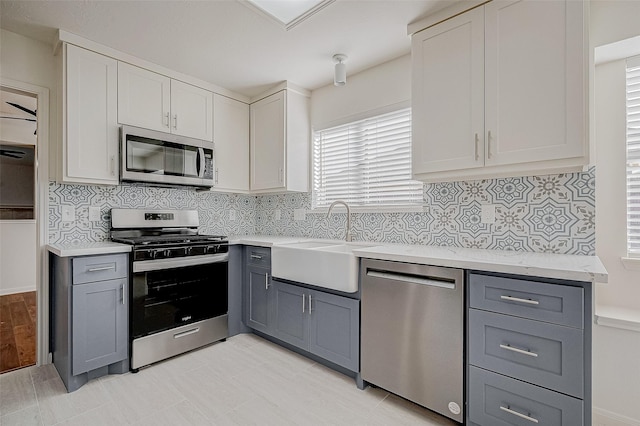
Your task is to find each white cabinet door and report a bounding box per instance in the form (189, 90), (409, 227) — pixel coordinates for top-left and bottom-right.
(117, 62), (170, 132)
(484, 0), (586, 166)
(250, 91), (286, 191)
(170, 79), (213, 141)
(213, 94), (249, 192)
(412, 6), (485, 175)
(65, 44), (119, 185)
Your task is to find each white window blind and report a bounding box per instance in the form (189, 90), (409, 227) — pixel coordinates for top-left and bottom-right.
(627, 56), (640, 256)
(312, 108), (423, 208)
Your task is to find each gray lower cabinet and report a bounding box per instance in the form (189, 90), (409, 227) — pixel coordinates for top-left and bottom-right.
(50, 252), (129, 392)
(71, 277), (127, 375)
(241, 246), (359, 373)
(467, 271), (591, 426)
(243, 246), (272, 333)
(271, 279), (360, 372)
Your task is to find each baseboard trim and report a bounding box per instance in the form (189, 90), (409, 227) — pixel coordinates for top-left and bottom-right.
(593, 407), (640, 426)
(0, 286), (36, 296)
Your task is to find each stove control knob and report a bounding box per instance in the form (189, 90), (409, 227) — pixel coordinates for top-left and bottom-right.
(207, 245), (218, 254)
(164, 249), (172, 258)
(185, 247), (192, 256)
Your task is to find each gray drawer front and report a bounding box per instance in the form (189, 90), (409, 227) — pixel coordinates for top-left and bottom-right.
(469, 366), (583, 426)
(72, 254), (128, 284)
(469, 309), (583, 398)
(469, 273), (584, 328)
(246, 246), (271, 268)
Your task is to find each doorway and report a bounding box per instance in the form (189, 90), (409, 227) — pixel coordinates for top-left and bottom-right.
(0, 86), (40, 373)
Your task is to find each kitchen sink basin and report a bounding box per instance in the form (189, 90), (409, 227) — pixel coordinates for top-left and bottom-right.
(271, 241), (376, 293)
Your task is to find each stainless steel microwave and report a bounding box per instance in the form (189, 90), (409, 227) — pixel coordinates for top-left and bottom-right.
(120, 125), (214, 188)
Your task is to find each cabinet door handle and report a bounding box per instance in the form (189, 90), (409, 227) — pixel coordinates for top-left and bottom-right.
(121, 283), (126, 305)
(308, 294), (312, 315)
(500, 343), (538, 358)
(173, 114), (178, 130)
(250, 254), (263, 260)
(500, 295), (540, 305)
(487, 130), (493, 159)
(499, 406), (539, 423)
(164, 112), (170, 128)
(110, 155), (116, 177)
(474, 133), (479, 161)
(265, 273), (270, 290)
(87, 265), (115, 272)
(215, 168), (219, 184)
(302, 294), (305, 313)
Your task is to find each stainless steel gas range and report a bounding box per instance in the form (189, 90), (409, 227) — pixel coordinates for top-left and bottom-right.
(110, 208), (228, 371)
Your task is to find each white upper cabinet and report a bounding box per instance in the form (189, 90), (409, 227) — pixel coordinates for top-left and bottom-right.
(411, 0), (587, 182)
(117, 62), (170, 133)
(250, 89), (309, 193)
(484, 0), (585, 166)
(412, 6), (485, 175)
(117, 63), (213, 141)
(63, 44), (119, 185)
(170, 79), (213, 142)
(212, 94), (250, 192)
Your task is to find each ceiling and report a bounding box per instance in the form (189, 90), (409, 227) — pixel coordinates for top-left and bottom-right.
(0, 0), (454, 98)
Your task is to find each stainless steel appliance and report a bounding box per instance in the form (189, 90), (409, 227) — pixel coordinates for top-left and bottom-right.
(110, 208), (227, 371)
(360, 258), (465, 423)
(120, 125), (214, 188)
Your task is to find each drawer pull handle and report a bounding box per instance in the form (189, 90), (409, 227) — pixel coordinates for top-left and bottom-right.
(265, 272), (270, 290)
(500, 295), (540, 305)
(250, 254), (263, 260)
(500, 405), (539, 423)
(500, 343), (538, 358)
(87, 265), (116, 272)
(173, 327), (200, 339)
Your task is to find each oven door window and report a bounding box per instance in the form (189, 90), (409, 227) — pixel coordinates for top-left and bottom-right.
(131, 262), (227, 338)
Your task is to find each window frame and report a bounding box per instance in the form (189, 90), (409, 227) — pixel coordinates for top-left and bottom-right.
(626, 55), (640, 258)
(311, 104), (424, 212)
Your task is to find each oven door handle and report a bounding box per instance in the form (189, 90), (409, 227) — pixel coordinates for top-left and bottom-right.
(133, 253), (228, 273)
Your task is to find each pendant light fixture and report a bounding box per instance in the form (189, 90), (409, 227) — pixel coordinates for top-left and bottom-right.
(333, 54), (348, 86)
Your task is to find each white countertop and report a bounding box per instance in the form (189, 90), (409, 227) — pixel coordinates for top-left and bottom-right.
(47, 235), (608, 283)
(47, 241), (132, 257)
(352, 244), (608, 283)
(228, 235), (308, 247)
(229, 235), (607, 283)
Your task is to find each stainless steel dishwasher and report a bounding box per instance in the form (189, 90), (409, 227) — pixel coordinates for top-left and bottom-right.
(361, 258), (464, 423)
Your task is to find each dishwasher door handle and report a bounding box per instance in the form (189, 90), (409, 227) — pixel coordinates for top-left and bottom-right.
(366, 270), (455, 290)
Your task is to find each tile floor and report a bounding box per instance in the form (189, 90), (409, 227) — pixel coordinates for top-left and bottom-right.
(0, 333), (458, 425)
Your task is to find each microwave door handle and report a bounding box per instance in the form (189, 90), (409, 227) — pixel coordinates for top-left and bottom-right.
(197, 148), (205, 178)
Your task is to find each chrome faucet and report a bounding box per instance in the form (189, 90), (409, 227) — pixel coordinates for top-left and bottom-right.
(326, 200), (352, 242)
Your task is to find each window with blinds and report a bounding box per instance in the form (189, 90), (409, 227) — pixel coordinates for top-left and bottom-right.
(312, 108), (423, 208)
(627, 56), (640, 256)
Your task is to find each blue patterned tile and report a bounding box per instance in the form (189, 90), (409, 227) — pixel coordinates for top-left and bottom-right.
(459, 180), (490, 204)
(487, 176), (533, 205)
(456, 202), (490, 238)
(48, 167), (596, 256)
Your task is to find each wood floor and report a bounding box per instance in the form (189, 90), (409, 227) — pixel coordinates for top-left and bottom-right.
(0, 291), (37, 374)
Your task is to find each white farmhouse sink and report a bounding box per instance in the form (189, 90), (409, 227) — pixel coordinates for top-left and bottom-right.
(271, 241), (375, 293)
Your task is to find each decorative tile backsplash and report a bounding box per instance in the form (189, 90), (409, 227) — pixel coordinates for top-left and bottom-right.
(49, 167), (595, 255)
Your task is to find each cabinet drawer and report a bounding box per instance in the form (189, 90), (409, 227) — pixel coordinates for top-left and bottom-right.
(468, 366), (583, 426)
(469, 273), (584, 328)
(469, 309), (583, 398)
(72, 254), (128, 284)
(246, 246), (270, 267)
